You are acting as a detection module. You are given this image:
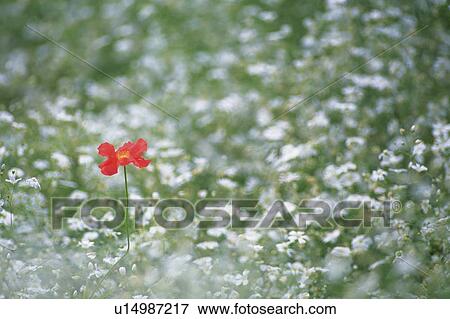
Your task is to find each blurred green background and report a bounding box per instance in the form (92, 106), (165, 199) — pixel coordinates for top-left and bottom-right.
(0, 0), (449, 298)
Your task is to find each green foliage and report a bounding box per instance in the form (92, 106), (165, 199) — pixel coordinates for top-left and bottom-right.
(0, 0), (449, 298)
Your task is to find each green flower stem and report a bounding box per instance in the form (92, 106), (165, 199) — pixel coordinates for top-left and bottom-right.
(90, 166), (130, 298)
(9, 184), (15, 230)
(123, 166), (131, 254)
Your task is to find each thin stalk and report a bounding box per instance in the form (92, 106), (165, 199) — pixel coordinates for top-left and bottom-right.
(90, 166), (130, 298)
(9, 184), (15, 230)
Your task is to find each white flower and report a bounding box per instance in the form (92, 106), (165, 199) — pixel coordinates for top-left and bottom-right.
(378, 150), (402, 167)
(262, 121), (288, 141)
(0, 111), (14, 123)
(307, 111), (329, 128)
(78, 239), (94, 249)
(252, 244), (264, 252)
(5, 169), (23, 185)
(103, 256), (120, 265)
(412, 140), (426, 157)
(23, 177), (41, 189)
(217, 178), (237, 189)
(241, 230), (262, 242)
(196, 241), (219, 250)
(51, 152), (71, 169)
(287, 231), (309, 245)
(276, 241), (289, 253)
(118, 267), (126, 276)
(33, 160), (49, 170)
(330, 246), (351, 258)
(0, 210), (13, 226)
(351, 235), (373, 252)
(323, 162), (361, 190)
(224, 270), (249, 286)
(323, 229), (340, 243)
(421, 200), (431, 214)
(408, 162), (428, 172)
(70, 190), (88, 199)
(82, 231), (99, 241)
(277, 144), (317, 164)
(370, 169), (387, 182)
(345, 137), (365, 148)
(260, 265), (281, 282)
(78, 155), (94, 165)
(86, 252), (96, 260)
(193, 257), (213, 274)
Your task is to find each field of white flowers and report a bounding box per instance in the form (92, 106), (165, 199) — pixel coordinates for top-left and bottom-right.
(0, 0), (449, 298)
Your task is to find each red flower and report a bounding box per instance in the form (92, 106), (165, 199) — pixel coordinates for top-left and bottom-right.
(98, 138), (152, 176)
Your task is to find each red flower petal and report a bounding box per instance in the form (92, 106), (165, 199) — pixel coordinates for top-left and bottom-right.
(99, 157), (119, 176)
(129, 138), (148, 156)
(133, 157), (152, 168)
(117, 141), (133, 153)
(98, 142), (116, 157)
(97, 138), (151, 175)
